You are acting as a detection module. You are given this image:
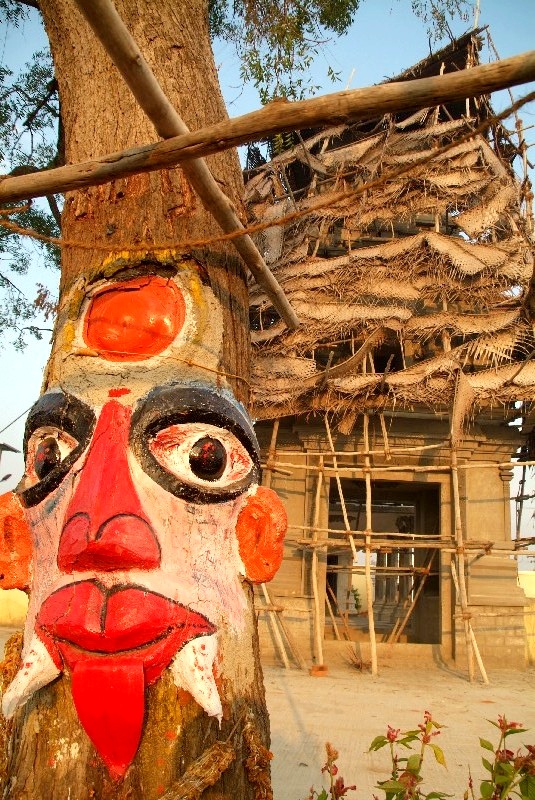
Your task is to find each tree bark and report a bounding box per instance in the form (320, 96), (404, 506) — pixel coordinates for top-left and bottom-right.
(2, 1), (272, 798)
(40, 0), (250, 402)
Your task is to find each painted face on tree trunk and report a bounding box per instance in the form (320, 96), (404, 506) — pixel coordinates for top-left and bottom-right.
(1, 261), (286, 780)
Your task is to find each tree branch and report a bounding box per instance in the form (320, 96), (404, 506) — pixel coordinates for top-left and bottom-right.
(0, 48), (533, 210)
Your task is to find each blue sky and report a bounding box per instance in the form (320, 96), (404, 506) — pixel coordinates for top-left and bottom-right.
(0, 0), (534, 509)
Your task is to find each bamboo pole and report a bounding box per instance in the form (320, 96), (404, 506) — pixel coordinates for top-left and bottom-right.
(259, 583), (290, 669)
(450, 560), (489, 684)
(263, 443), (448, 458)
(324, 416), (358, 563)
(389, 551), (435, 644)
(2, 52), (535, 204)
(363, 414), (378, 676)
(261, 458), (535, 474)
(264, 420), (281, 487)
(72, 0), (300, 330)
(326, 585), (353, 641)
(310, 457), (325, 669)
(450, 445), (475, 682)
(325, 590), (342, 641)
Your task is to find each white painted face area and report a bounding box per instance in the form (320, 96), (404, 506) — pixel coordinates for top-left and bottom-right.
(170, 634), (223, 722)
(7, 392), (257, 720)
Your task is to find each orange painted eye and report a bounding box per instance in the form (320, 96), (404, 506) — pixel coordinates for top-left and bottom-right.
(84, 276), (186, 361)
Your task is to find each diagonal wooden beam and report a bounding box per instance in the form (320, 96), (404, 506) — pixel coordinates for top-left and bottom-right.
(72, 0), (300, 330)
(1, 49), (534, 209)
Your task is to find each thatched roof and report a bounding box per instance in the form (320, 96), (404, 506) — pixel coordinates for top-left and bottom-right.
(245, 30), (534, 425)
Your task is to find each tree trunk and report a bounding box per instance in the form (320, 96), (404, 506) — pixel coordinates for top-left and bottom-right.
(2, 2), (274, 798)
(42, 0), (250, 404)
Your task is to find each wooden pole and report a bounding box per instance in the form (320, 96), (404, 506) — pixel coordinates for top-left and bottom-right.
(259, 583), (290, 669)
(2, 52), (534, 204)
(363, 414), (378, 676)
(450, 560), (489, 684)
(389, 551), (434, 644)
(72, 0), (300, 330)
(310, 457), (325, 669)
(325, 589), (342, 642)
(324, 416), (358, 563)
(264, 420), (280, 489)
(450, 445), (475, 682)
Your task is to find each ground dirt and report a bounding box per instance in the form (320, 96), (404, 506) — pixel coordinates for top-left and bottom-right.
(2, 629), (533, 799)
(265, 641), (535, 800)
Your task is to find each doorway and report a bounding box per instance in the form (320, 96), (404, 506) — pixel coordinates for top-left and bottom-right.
(327, 478), (441, 643)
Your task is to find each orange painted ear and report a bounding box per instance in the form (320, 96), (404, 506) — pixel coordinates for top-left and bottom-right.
(0, 492), (32, 590)
(235, 487), (287, 583)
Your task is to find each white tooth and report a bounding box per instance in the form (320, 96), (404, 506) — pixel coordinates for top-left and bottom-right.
(2, 636), (61, 719)
(170, 634), (222, 723)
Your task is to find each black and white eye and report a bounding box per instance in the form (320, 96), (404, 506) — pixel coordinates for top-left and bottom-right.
(148, 423), (254, 490)
(25, 427), (79, 488)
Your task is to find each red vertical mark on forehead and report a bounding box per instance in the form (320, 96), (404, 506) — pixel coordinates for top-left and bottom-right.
(84, 276), (186, 361)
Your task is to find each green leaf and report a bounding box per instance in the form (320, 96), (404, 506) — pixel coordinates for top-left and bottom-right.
(430, 743), (447, 768)
(504, 727), (528, 737)
(369, 735), (389, 751)
(480, 781), (494, 798)
(481, 757), (493, 772)
(316, 791), (328, 800)
(378, 780), (405, 791)
(519, 775), (535, 800)
(479, 738), (495, 751)
(406, 753), (422, 773)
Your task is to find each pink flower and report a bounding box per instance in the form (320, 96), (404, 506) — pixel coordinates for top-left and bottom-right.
(387, 726), (401, 743)
(495, 748), (515, 763)
(497, 715), (522, 733)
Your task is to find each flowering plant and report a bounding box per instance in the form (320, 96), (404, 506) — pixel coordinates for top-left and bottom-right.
(303, 715), (535, 800)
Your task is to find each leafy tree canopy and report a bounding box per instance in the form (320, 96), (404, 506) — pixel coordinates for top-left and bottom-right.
(209, 0), (468, 102)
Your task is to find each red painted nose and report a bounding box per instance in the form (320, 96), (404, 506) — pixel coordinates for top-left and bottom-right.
(57, 401), (160, 572)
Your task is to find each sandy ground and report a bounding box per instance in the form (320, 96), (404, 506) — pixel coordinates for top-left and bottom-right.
(1, 629), (533, 799)
(265, 646), (535, 800)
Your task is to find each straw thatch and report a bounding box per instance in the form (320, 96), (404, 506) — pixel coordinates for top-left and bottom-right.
(246, 30), (534, 424)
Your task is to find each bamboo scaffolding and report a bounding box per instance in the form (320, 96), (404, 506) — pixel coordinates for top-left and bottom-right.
(363, 414), (378, 676)
(324, 416), (358, 563)
(259, 583), (307, 670)
(262, 459), (535, 474)
(327, 584), (353, 641)
(450, 444), (475, 682)
(260, 420), (306, 669)
(311, 456), (325, 669)
(259, 583), (290, 669)
(325, 588), (342, 641)
(388, 550), (435, 644)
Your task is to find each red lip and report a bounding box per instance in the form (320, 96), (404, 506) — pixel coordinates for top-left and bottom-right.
(36, 580), (216, 684)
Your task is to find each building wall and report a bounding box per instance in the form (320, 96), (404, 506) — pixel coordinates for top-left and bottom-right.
(255, 414), (528, 670)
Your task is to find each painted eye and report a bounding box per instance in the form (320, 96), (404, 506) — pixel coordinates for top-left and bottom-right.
(34, 437), (61, 479)
(148, 423), (253, 491)
(26, 427), (79, 487)
(189, 436), (227, 481)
